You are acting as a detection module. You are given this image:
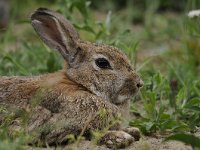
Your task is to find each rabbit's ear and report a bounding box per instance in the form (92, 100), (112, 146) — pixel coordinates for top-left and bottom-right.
(31, 8), (80, 65)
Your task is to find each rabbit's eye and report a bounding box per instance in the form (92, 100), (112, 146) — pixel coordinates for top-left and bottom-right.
(95, 58), (112, 69)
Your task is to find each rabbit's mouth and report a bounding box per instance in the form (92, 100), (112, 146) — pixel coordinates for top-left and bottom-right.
(114, 92), (138, 105)
(112, 85), (140, 105)
(115, 95), (131, 104)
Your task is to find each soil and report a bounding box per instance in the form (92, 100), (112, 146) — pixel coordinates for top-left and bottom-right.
(30, 129), (200, 150)
(63, 132), (199, 150)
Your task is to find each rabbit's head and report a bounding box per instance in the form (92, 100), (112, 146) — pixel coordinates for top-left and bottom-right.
(31, 8), (143, 104)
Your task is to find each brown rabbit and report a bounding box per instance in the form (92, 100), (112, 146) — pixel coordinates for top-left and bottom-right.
(0, 8), (143, 148)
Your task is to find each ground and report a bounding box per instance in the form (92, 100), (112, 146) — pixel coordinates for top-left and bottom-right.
(28, 128), (200, 150)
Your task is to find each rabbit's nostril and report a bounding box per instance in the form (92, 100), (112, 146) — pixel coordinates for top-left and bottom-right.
(136, 80), (144, 88)
(136, 83), (141, 88)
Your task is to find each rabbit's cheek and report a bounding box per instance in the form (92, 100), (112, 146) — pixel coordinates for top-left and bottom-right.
(116, 79), (139, 98)
(114, 87), (138, 104)
(116, 95), (130, 104)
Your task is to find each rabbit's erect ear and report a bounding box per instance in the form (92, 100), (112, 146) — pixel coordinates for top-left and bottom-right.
(31, 8), (80, 65)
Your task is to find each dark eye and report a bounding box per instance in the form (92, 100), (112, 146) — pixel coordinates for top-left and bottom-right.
(95, 58), (112, 69)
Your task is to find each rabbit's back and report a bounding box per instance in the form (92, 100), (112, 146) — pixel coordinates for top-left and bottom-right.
(0, 71), (89, 107)
(0, 76), (41, 105)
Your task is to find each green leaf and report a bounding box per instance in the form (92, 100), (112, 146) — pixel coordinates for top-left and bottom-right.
(73, 1), (90, 19)
(188, 106), (200, 112)
(176, 87), (187, 107)
(164, 133), (200, 148)
(145, 122), (155, 131)
(74, 24), (96, 34)
(184, 98), (200, 108)
(193, 80), (200, 97)
(153, 72), (162, 86)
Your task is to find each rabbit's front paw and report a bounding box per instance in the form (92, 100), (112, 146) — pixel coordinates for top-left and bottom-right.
(122, 127), (141, 141)
(99, 130), (134, 148)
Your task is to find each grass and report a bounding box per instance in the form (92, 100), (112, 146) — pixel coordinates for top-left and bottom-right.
(0, 0), (200, 149)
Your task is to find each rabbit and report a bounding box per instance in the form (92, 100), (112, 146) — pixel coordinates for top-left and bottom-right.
(0, 8), (143, 148)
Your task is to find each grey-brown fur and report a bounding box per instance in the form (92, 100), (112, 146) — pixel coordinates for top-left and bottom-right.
(0, 8), (143, 148)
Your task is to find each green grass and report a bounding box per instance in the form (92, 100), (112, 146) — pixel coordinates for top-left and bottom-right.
(0, 0), (200, 149)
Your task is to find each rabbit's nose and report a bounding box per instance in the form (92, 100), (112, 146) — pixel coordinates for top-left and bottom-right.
(136, 79), (144, 88)
(133, 73), (143, 89)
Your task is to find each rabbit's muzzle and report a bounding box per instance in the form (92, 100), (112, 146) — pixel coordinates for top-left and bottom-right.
(114, 74), (143, 104)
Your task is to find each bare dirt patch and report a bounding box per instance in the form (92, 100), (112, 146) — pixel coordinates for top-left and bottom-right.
(32, 129), (199, 150)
